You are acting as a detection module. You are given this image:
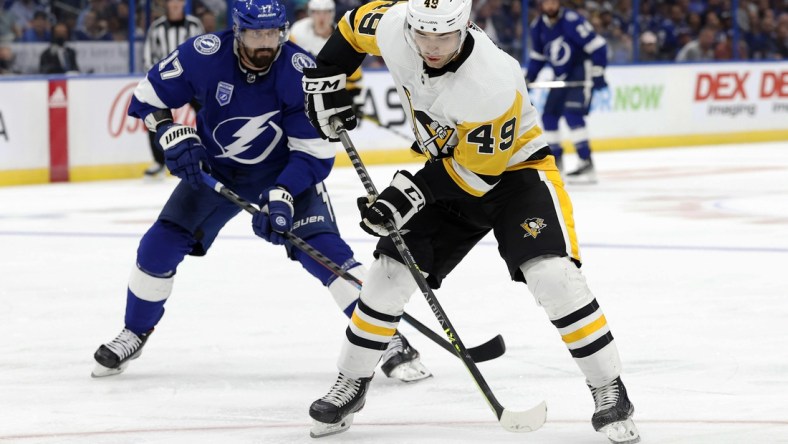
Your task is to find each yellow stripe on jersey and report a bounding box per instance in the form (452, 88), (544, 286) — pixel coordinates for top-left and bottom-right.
(351, 311), (397, 336)
(338, 1), (402, 56)
(453, 91), (532, 177)
(545, 167), (582, 261)
(561, 315), (607, 344)
(347, 67), (363, 90)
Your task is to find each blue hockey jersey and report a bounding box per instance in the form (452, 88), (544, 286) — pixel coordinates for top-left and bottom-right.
(128, 30), (332, 197)
(527, 9), (607, 82)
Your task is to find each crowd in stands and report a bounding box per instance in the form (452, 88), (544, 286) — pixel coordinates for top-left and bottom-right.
(1, 0), (786, 75)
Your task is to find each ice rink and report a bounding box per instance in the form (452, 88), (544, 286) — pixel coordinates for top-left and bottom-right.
(1, 142), (787, 443)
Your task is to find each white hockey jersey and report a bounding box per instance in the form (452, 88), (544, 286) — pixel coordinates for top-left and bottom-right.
(335, 1), (547, 197)
(290, 17), (330, 57)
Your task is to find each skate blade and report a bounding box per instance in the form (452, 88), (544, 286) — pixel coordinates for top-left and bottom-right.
(566, 174), (597, 185)
(143, 173), (167, 182)
(309, 413), (355, 438)
(91, 361), (129, 378)
(386, 360), (433, 383)
(600, 417), (640, 444)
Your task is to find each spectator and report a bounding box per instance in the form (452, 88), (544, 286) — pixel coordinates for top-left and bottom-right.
(639, 30), (664, 61)
(74, 10), (112, 41)
(39, 22), (80, 74)
(199, 10), (217, 33)
(776, 13), (788, 59)
(0, 7), (17, 43)
(20, 10), (50, 42)
(8, 0), (40, 33)
(676, 26), (717, 61)
(0, 43), (17, 75)
(75, 0), (110, 32)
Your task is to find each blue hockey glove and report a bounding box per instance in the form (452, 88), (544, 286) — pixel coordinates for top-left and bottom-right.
(356, 170), (433, 237)
(302, 65), (357, 141)
(157, 123), (208, 190)
(252, 187), (294, 245)
(591, 65), (608, 91)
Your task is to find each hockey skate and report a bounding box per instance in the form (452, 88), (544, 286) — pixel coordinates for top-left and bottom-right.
(309, 373), (372, 438)
(566, 158), (597, 184)
(589, 377), (640, 444)
(381, 332), (432, 383)
(143, 162), (166, 181)
(91, 328), (152, 377)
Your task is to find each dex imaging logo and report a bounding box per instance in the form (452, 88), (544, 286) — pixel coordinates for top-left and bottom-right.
(521, 218), (547, 239)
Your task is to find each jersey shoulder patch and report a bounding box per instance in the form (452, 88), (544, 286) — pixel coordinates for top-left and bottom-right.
(193, 34), (221, 55)
(564, 10), (580, 22)
(291, 51), (316, 72)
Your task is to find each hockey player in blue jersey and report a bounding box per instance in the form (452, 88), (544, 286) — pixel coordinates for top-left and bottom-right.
(526, 0), (608, 184)
(91, 0), (430, 383)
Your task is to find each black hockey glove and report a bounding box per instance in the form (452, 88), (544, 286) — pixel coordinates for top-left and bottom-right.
(356, 170), (433, 237)
(302, 65), (357, 141)
(157, 123), (209, 190)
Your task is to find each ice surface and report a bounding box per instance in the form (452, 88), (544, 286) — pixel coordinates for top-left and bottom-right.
(1, 142), (787, 443)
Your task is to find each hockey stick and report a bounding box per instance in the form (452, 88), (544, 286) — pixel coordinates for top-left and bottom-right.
(526, 80), (592, 89)
(199, 171), (505, 363)
(329, 116), (547, 432)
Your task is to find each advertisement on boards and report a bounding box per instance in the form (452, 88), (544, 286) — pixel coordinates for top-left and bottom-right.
(0, 81), (49, 171)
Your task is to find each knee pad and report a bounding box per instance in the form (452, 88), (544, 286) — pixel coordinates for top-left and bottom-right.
(521, 255), (594, 320)
(328, 263), (366, 317)
(360, 254), (417, 316)
(137, 220), (195, 276)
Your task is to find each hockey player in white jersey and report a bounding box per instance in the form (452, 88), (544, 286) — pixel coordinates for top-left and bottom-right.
(289, 0), (364, 119)
(301, 0), (639, 442)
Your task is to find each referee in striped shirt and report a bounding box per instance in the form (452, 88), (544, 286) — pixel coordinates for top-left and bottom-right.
(142, 0), (205, 179)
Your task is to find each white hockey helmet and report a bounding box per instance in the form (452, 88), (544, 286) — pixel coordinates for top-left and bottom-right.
(308, 0), (335, 11)
(406, 0), (471, 34)
(405, 0), (472, 59)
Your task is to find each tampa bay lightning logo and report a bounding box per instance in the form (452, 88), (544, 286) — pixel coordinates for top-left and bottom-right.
(216, 81), (233, 106)
(547, 37), (571, 67)
(194, 34), (221, 55)
(212, 111), (282, 165)
(291, 53), (316, 73)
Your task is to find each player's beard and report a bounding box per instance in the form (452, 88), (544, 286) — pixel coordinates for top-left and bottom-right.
(543, 7), (560, 19)
(241, 46), (277, 71)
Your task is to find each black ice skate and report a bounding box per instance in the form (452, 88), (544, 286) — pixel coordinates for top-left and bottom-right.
(381, 332), (432, 383)
(309, 373), (372, 438)
(91, 328), (152, 377)
(566, 158), (597, 184)
(589, 377), (640, 444)
(143, 162), (166, 181)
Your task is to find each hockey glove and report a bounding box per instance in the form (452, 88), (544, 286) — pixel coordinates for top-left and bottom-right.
(252, 186), (294, 245)
(302, 65), (357, 141)
(590, 65), (608, 91)
(158, 123), (209, 190)
(356, 170), (433, 237)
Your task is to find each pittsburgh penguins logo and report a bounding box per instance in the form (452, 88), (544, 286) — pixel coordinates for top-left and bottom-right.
(521, 218), (547, 239)
(403, 86), (456, 159)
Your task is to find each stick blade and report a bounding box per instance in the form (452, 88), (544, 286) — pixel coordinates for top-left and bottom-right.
(499, 400), (547, 432)
(468, 334), (506, 363)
